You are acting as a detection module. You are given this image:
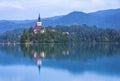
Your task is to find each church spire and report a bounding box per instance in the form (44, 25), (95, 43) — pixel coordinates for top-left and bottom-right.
(38, 14), (41, 22)
(34, 14), (42, 33)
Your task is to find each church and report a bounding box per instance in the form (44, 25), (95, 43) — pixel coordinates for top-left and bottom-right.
(33, 14), (43, 33)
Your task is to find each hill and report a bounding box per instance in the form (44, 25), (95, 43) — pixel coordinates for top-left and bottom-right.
(1, 8), (120, 33)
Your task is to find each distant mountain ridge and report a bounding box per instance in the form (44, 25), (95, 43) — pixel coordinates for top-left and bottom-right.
(1, 8), (120, 33)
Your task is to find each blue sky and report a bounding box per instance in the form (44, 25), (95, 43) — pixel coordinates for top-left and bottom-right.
(0, 0), (120, 20)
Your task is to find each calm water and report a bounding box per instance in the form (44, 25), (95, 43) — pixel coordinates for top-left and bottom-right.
(0, 43), (120, 81)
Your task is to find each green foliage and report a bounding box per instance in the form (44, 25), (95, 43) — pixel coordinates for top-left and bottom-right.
(20, 28), (69, 43)
(0, 28), (24, 43)
(1, 25), (120, 43)
(47, 25), (120, 43)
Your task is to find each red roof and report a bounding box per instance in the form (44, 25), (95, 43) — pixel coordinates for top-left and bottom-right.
(34, 26), (42, 31)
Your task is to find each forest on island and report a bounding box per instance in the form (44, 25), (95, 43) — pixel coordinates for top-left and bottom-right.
(20, 28), (68, 43)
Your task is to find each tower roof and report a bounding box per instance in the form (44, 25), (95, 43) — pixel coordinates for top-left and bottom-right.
(38, 14), (41, 22)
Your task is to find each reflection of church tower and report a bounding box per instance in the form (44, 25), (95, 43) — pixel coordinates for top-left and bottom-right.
(33, 14), (43, 33)
(33, 51), (45, 73)
(37, 59), (42, 72)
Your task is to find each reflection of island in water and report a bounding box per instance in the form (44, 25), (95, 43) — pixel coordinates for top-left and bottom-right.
(33, 51), (45, 72)
(1, 43), (120, 74)
(1, 43), (120, 61)
(20, 43), (120, 61)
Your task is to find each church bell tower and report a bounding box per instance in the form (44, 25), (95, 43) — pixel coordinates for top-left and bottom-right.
(37, 14), (42, 26)
(33, 14), (43, 33)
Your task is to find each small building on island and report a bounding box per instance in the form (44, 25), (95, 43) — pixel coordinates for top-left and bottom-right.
(33, 14), (43, 34)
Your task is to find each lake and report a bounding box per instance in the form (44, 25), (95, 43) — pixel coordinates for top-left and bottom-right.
(0, 43), (120, 81)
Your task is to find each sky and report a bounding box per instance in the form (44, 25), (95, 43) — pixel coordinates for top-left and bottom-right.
(0, 0), (120, 20)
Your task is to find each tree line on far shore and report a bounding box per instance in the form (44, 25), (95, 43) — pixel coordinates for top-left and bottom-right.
(1, 24), (120, 43)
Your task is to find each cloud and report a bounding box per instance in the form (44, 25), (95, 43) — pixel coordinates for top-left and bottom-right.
(0, 0), (120, 20)
(0, 1), (24, 10)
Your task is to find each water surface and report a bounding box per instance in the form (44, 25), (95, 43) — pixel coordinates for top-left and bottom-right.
(0, 43), (120, 81)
